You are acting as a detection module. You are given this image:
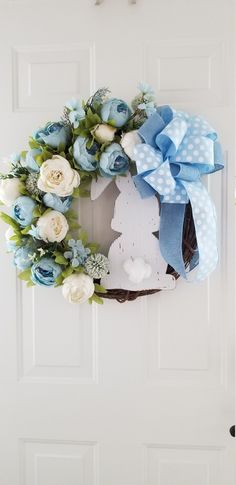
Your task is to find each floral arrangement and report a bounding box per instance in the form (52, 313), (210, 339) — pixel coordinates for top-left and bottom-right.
(0, 84), (158, 304)
(0, 84), (224, 304)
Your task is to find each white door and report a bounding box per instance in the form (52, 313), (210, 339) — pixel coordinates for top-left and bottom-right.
(0, 0), (235, 484)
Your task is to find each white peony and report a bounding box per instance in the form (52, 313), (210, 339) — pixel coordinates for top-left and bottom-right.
(62, 273), (95, 304)
(120, 130), (142, 159)
(37, 210), (69, 243)
(0, 178), (21, 206)
(123, 257), (152, 284)
(92, 123), (116, 143)
(37, 155), (80, 197)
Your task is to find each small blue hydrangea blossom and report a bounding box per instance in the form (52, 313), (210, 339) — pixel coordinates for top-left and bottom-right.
(99, 143), (129, 177)
(66, 99), (85, 128)
(101, 98), (131, 128)
(138, 82), (155, 97)
(33, 122), (71, 149)
(28, 224), (41, 240)
(10, 153), (21, 164)
(64, 239), (91, 268)
(73, 136), (98, 172)
(31, 257), (62, 286)
(24, 148), (41, 172)
(14, 246), (34, 271)
(12, 196), (36, 228)
(43, 193), (72, 213)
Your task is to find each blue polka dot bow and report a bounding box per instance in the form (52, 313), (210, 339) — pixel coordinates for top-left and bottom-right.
(133, 106), (224, 280)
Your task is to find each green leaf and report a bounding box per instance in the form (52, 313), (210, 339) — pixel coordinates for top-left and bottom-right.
(27, 280), (35, 287)
(21, 225), (31, 235)
(29, 137), (40, 149)
(87, 242), (100, 253)
(0, 212), (20, 231)
(55, 273), (64, 286)
(89, 293), (104, 305)
(62, 266), (74, 278)
(94, 283), (107, 294)
(79, 230), (88, 245)
(18, 268), (32, 281)
(33, 205), (43, 218)
(53, 252), (68, 265)
(73, 187), (81, 198)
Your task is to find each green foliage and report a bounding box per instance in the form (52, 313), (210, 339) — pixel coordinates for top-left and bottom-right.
(29, 137), (40, 150)
(18, 268), (32, 281)
(0, 212), (20, 231)
(94, 283), (107, 294)
(21, 225), (31, 235)
(88, 293), (104, 305)
(55, 273), (64, 287)
(62, 266), (74, 279)
(53, 251), (68, 266)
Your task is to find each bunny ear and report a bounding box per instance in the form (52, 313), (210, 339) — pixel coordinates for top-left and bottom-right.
(90, 176), (112, 200)
(115, 173), (134, 191)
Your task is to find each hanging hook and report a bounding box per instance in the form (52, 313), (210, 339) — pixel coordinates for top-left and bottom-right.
(94, 0), (103, 5)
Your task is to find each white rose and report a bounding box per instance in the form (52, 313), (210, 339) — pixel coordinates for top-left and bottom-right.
(120, 130), (142, 159)
(37, 210), (69, 243)
(37, 155), (80, 197)
(92, 124), (116, 143)
(0, 178), (21, 206)
(62, 273), (95, 304)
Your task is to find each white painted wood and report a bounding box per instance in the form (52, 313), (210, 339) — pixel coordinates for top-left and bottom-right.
(100, 173), (175, 290)
(0, 1), (235, 484)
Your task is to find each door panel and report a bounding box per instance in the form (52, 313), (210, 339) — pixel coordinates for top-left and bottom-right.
(0, 1), (235, 484)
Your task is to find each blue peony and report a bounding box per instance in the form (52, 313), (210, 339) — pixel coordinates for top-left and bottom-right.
(12, 196), (36, 228)
(101, 98), (131, 128)
(14, 246), (34, 270)
(33, 122), (71, 149)
(43, 193), (72, 213)
(73, 136), (98, 172)
(24, 149), (41, 172)
(31, 257), (62, 286)
(99, 143), (129, 177)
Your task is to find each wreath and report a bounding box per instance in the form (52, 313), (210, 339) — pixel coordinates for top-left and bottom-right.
(0, 84), (224, 304)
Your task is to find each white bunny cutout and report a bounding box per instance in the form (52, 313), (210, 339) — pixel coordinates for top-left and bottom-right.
(91, 173), (175, 291)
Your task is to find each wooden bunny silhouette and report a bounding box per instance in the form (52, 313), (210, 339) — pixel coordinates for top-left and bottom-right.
(92, 173), (175, 291)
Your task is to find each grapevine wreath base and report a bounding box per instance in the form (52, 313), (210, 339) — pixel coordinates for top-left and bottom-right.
(0, 85), (223, 305)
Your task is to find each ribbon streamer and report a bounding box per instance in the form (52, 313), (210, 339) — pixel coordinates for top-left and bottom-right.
(132, 106), (224, 280)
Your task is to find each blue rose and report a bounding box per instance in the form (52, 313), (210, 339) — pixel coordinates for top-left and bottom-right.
(99, 143), (129, 177)
(12, 196), (36, 227)
(101, 98), (131, 128)
(24, 149), (41, 172)
(65, 99), (85, 128)
(14, 246), (34, 270)
(31, 257), (62, 287)
(43, 193), (72, 213)
(33, 122), (71, 149)
(73, 136), (98, 172)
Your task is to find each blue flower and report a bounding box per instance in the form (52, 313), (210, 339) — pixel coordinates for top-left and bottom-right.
(33, 122), (71, 149)
(43, 193), (72, 213)
(28, 224), (42, 240)
(73, 136), (98, 172)
(101, 98), (131, 128)
(10, 153), (21, 164)
(66, 99), (85, 128)
(137, 82), (155, 97)
(24, 149), (41, 172)
(14, 246), (34, 270)
(12, 196), (36, 228)
(138, 101), (156, 117)
(64, 239), (91, 268)
(31, 257), (62, 286)
(99, 143), (129, 177)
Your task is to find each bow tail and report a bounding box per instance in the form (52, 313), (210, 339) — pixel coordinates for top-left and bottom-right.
(159, 203), (187, 277)
(182, 180), (218, 281)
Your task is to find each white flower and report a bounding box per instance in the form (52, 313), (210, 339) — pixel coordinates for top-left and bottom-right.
(37, 155), (80, 197)
(0, 178), (21, 206)
(62, 273), (95, 304)
(37, 210), (69, 243)
(92, 123), (116, 143)
(120, 130), (142, 159)
(123, 257), (152, 284)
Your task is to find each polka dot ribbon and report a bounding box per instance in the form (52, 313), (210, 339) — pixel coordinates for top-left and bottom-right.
(132, 106), (224, 281)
